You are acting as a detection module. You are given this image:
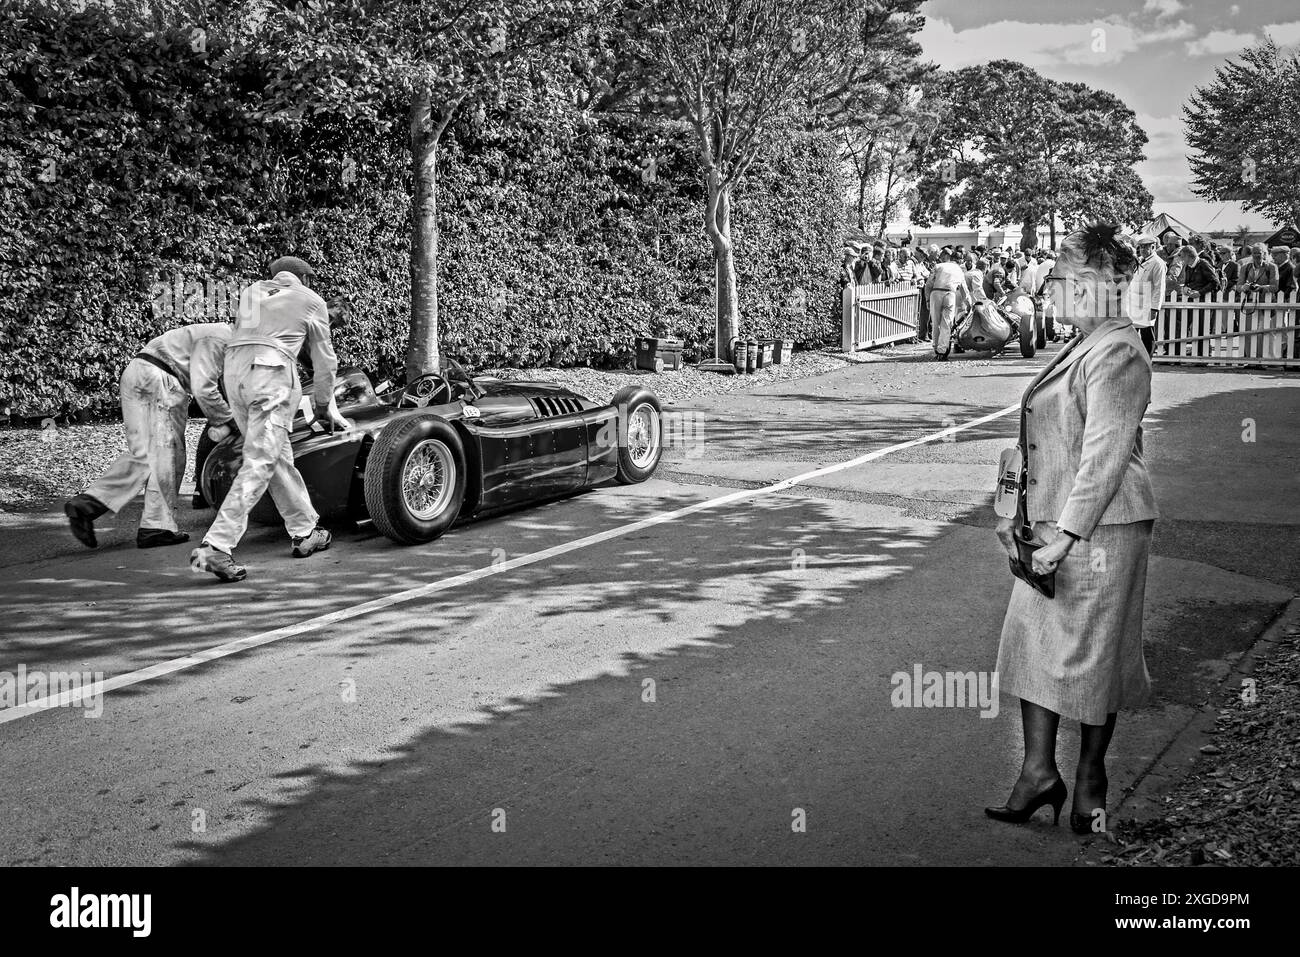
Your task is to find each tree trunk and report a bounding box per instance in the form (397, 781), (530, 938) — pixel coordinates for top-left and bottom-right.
(1048, 210), (1057, 249)
(705, 172), (740, 357)
(407, 89), (441, 379)
(1021, 215), (1037, 251)
(856, 174), (868, 231)
(878, 160), (896, 239)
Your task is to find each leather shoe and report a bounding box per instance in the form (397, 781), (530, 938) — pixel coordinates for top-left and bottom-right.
(137, 528), (191, 549)
(64, 494), (108, 548)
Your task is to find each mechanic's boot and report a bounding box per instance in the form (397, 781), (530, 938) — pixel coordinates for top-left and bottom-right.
(64, 494), (108, 549)
(138, 528), (191, 549)
(190, 543), (247, 582)
(291, 527), (332, 558)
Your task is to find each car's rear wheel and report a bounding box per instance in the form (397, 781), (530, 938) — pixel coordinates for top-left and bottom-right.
(364, 414), (466, 544)
(613, 387), (663, 484)
(198, 434), (281, 525)
(1019, 315), (1036, 357)
(1034, 300), (1048, 350)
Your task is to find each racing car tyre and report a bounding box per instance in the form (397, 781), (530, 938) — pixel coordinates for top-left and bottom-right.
(364, 414), (467, 545)
(1019, 316), (1036, 358)
(198, 434), (282, 526)
(612, 387), (663, 485)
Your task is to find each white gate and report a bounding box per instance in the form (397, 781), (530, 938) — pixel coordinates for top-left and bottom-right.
(841, 283), (920, 352)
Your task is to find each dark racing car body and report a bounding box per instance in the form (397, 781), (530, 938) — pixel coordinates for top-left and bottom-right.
(952, 291), (1052, 358)
(201, 363), (664, 545)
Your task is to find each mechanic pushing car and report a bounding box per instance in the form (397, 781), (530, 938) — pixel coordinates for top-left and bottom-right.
(64, 321), (234, 550)
(190, 256), (350, 583)
(927, 249), (970, 361)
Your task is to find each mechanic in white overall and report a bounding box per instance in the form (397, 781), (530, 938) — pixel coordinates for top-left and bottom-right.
(65, 322), (234, 549)
(190, 256), (348, 583)
(927, 251), (970, 360)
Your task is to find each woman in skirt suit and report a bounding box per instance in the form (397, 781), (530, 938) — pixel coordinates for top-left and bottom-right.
(986, 223), (1160, 834)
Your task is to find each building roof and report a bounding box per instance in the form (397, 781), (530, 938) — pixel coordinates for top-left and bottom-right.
(1149, 201), (1280, 236)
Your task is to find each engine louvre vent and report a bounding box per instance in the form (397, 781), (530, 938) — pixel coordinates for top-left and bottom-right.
(531, 396), (583, 418)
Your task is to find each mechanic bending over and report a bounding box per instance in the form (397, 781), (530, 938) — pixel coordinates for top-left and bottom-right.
(65, 322), (234, 549)
(190, 296), (347, 509)
(190, 255), (350, 583)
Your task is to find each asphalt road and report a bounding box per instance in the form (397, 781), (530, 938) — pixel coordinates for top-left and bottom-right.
(0, 342), (1295, 865)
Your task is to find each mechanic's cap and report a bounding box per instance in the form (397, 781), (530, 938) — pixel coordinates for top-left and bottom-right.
(269, 255), (316, 280)
(1133, 234), (1157, 246)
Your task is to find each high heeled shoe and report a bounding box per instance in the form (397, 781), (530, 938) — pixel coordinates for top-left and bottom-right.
(984, 778), (1067, 825)
(1071, 778), (1109, 835)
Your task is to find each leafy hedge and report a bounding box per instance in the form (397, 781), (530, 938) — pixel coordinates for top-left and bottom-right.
(0, 9), (847, 417)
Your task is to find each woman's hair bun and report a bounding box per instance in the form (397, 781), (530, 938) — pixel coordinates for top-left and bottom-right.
(1076, 221), (1138, 279)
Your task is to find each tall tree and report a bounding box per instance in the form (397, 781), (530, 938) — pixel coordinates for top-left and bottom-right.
(594, 0), (923, 355)
(1184, 38), (1300, 228)
(912, 61), (1153, 247)
(836, 60), (935, 234)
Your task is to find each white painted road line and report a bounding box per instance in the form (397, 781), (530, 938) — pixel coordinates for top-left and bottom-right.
(0, 404), (1018, 725)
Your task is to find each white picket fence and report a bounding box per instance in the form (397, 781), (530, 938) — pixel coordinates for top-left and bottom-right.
(1156, 291), (1299, 367)
(840, 282), (1299, 368)
(841, 282), (921, 351)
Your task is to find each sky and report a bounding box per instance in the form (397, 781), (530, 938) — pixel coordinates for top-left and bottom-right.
(917, 0), (1300, 203)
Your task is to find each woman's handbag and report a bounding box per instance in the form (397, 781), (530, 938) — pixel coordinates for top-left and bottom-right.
(995, 410), (1057, 598)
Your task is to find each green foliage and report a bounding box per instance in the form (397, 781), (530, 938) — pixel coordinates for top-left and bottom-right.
(1184, 38), (1300, 226)
(0, 9), (846, 416)
(912, 61), (1154, 239)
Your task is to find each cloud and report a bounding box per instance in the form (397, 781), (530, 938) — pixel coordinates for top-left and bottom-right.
(919, 16), (1194, 69)
(1185, 30), (1256, 56)
(1140, 171), (1198, 202)
(1263, 21), (1300, 47)
(1135, 113), (1185, 152)
(1143, 0), (1184, 18)
(1133, 114), (1192, 201)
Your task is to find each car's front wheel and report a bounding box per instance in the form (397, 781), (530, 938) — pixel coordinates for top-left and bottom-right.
(364, 414), (466, 544)
(612, 387), (663, 484)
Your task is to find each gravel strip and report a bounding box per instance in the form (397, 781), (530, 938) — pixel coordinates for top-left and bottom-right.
(480, 346), (899, 405)
(1098, 623), (1300, 867)
(0, 421), (210, 513)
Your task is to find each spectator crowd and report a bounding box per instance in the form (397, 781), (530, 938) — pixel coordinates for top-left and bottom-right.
(840, 231), (1300, 360)
(841, 234), (1300, 302)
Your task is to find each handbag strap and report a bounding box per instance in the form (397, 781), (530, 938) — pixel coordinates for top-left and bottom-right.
(1015, 407), (1033, 540)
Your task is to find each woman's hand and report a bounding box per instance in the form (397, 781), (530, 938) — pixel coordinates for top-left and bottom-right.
(996, 516), (1019, 560)
(1031, 532), (1074, 576)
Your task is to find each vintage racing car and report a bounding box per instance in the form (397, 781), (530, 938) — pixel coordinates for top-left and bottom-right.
(952, 291), (1056, 358)
(200, 360), (664, 545)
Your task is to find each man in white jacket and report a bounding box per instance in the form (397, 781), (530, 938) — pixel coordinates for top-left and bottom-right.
(1126, 235), (1166, 356)
(928, 252), (970, 360)
(66, 322), (234, 549)
(191, 256), (349, 582)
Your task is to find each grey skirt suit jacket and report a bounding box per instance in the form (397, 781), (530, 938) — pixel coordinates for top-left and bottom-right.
(996, 318), (1160, 724)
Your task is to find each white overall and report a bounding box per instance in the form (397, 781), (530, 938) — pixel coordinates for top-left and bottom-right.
(84, 359), (189, 532)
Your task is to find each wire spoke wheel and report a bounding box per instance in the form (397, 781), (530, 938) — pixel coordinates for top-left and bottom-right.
(626, 404), (661, 470)
(401, 439), (455, 520)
